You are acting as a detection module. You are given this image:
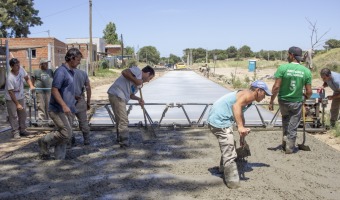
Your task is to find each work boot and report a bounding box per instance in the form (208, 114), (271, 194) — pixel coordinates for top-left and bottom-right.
(83, 132), (90, 145)
(67, 136), (76, 148)
(285, 139), (296, 154)
(19, 131), (30, 137)
(118, 131), (130, 148)
(38, 132), (57, 159)
(224, 161), (240, 189)
(54, 143), (67, 160)
(13, 132), (20, 139)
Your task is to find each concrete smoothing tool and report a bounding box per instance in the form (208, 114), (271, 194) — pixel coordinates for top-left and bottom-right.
(139, 88), (156, 138)
(298, 104), (311, 151)
(236, 132), (251, 159)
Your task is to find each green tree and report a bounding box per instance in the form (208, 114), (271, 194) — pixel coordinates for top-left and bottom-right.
(169, 54), (181, 64)
(103, 22), (118, 44)
(0, 0), (42, 37)
(226, 46), (238, 58)
(138, 46), (160, 65)
(325, 39), (340, 49)
(238, 45), (253, 58)
(124, 46), (134, 56)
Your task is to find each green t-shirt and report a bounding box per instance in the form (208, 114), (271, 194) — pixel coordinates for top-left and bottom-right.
(32, 69), (54, 93)
(274, 63), (312, 102)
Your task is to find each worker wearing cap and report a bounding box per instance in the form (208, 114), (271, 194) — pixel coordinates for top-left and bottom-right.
(319, 68), (340, 127)
(31, 58), (54, 122)
(208, 80), (272, 189)
(269, 46), (312, 154)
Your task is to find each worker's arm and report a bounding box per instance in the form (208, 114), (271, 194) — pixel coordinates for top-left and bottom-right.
(24, 75), (35, 91)
(269, 78), (282, 110)
(122, 69), (143, 86)
(51, 87), (71, 114)
(85, 81), (91, 110)
(8, 90), (23, 110)
(304, 84), (312, 99)
(232, 92), (251, 137)
(130, 94), (144, 106)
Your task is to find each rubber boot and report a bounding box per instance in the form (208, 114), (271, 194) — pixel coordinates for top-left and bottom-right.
(54, 143), (67, 160)
(285, 139), (295, 154)
(38, 132), (57, 160)
(83, 132), (90, 145)
(219, 157), (224, 174)
(224, 161), (240, 189)
(282, 136), (287, 151)
(119, 130), (130, 148)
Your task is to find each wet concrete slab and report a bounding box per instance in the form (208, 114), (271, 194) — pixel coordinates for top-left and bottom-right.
(90, 71), (280, 127)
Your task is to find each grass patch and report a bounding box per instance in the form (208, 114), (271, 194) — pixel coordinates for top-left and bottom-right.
(94, 68), (119, 78)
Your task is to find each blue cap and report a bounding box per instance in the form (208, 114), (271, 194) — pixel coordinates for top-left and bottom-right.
(251, 80), (272, 96)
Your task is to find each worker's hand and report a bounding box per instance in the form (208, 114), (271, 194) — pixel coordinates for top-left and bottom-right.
(87, 103), (91, 110)
(268, 102), (274, 111)
(135, 79), (143, 87)
(327, 95), (334, 100)
(62, 105), (71, 115)
(30, 86), (36, 92)
(138, 98), (145, 107)
(16, 103), (23, 111)
(238, 127), (250, 137)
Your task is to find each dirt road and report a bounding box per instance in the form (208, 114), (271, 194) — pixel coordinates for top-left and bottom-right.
(1, 70), (340, 199)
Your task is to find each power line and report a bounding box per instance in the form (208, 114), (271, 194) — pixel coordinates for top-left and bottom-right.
(41, 2), (87, 19)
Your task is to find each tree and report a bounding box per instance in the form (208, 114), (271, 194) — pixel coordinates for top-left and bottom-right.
(0, 0), (42, 38)
(103, 22), (118, 44)
(226, 46), (238, 58)
(168, 54), (181, 65)
(124, 46), (134, 56)
(238, 45), (253, 58)
(325, 39), (340, 49)
(138, 46), (160, 65)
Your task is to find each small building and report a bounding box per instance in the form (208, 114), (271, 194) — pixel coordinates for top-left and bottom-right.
(0, 37), (67, 71)
(66, 38), (104, 61)
(105, 44), (122, 56)
(67, 43), (97, 62)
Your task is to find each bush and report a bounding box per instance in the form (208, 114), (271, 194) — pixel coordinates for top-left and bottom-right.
(100, 60), (109, 69)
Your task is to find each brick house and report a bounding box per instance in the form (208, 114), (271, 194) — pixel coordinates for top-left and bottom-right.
(0, 37), (67, 71)
(105, 44), (122, 56)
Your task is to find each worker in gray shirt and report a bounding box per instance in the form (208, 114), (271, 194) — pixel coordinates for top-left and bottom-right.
(31, 58), (54, 121)
(72, 68), (91, 145)
(320, 68), (340, 127)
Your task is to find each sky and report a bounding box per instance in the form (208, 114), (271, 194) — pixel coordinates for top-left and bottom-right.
(28, 0), (340, 57)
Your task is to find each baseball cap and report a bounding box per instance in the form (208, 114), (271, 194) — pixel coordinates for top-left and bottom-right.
(288, 46), (303, 62)
(39, 58), (50, 64)
(251, 80), (272, 96)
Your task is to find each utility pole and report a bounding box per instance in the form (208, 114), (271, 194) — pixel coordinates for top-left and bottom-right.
(89, 0), (93, 75)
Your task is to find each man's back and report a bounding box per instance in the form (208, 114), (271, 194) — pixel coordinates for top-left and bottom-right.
(275, 63), (312, 102)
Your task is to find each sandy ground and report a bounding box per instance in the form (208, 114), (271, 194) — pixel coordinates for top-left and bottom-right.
(1, 69), (340, 199)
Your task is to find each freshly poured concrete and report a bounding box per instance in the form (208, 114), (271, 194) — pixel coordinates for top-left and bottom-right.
(90, 71), (279, 127)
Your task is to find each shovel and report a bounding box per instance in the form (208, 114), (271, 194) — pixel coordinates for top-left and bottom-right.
(298, 104), (311, 151)
(236, 135), (251, 159)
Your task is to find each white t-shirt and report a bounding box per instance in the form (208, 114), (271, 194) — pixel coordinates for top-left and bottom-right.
(5, 66), (28, 100)
(107, 66), (142, 103)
